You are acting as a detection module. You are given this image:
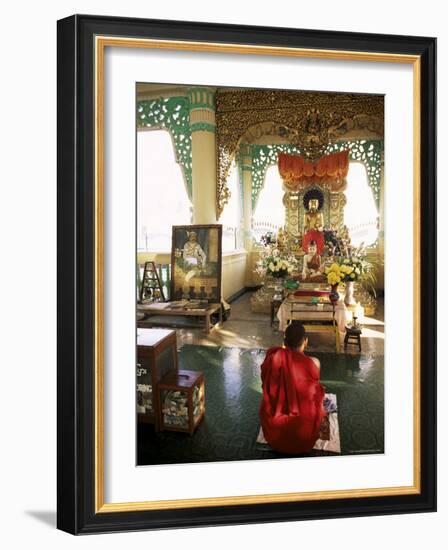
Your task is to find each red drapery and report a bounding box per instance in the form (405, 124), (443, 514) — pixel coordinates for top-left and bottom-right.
(278, 150), (349, 191)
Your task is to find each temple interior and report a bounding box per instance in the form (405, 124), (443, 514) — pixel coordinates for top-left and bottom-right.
(136, 84), (385, 465)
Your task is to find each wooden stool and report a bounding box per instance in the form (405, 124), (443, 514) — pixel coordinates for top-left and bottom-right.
(344, 325), (362, 352)
(158, 369), (205, 435)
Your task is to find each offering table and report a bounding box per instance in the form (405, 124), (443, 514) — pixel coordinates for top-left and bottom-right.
(276, 287), (349, 353)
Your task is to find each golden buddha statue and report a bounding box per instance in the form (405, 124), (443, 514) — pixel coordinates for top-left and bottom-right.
(303, 198), (324, 232)
(276, 226), (287, 250)
(302, 198), (325, 254)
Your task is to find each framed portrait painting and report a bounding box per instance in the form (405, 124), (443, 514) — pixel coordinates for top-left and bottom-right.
(57, 14), (436, 534)
(170, 225), (222, 302)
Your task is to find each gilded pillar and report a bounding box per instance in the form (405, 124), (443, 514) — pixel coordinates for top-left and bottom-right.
(188, 87), (217, 224)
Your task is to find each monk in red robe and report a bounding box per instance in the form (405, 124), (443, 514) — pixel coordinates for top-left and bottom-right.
(259, 322), (326, 454)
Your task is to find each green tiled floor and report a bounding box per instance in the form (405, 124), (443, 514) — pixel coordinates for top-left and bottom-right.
(137, 345), (384, 466)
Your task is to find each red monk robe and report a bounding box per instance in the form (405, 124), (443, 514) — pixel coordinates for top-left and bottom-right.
(259, 347), (326, 454)
(302, 229), (325, 255)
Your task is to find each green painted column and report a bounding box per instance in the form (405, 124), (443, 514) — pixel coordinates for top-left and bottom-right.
(240, 143), (253, 252)
(188, 87), (217, 224)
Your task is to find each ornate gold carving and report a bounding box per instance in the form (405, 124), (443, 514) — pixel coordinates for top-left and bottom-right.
(216, 89), (384, 217)
(329, 192), (346, 230)
(328, 113), (384, 140)
(284, 192), (300, 238)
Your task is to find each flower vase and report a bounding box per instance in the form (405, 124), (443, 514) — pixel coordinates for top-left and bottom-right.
(272, 269), (288, 279)
(344, 281), (356, 307)
(329, 284), (339, 305)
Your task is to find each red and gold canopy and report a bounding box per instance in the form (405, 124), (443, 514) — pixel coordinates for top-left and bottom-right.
(278, 150), (349, 192)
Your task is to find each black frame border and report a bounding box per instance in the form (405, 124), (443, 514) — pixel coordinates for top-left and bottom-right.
(57, 14), (436, 534)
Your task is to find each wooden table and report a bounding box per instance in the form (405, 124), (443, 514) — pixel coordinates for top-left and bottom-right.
(277, 294), (347, 353)
(137, 302), (222, 334)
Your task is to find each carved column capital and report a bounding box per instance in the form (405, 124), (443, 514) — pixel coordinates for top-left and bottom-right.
(188, 88), (216, 133)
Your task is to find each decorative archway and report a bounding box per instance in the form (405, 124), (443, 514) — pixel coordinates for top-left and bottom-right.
(216, 88), (384, 216)
(248, 140), (383, 210)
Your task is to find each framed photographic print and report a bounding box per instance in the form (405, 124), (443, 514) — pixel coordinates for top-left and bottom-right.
(57, 14), (436, 534)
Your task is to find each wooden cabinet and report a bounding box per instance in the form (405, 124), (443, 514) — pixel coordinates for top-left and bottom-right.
(136, 328), (178, 431)
(158, 370), (205, 435)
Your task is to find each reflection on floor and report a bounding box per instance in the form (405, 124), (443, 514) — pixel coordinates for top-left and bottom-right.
(137, 291), (385, 466)
(137, 346), (384, 465)
(143, 290), (385, 354)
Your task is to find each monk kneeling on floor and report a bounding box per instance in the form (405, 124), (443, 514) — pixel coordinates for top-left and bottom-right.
(259, 322), (326, 454)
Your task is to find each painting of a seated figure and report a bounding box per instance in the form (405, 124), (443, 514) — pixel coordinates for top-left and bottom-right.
(171, 224), (222, 302)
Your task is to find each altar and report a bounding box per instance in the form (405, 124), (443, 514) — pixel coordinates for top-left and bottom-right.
(276, 286), (349, 352)
(251, 148), (378, 324)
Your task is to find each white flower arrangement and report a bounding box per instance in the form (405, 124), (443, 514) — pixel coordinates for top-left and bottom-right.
(254, 244), (298, 279)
